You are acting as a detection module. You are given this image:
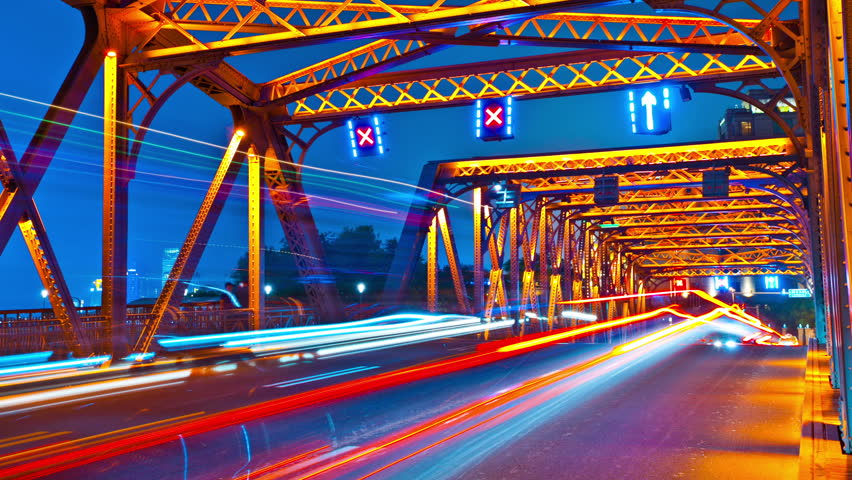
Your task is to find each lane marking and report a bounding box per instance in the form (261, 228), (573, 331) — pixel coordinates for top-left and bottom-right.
(0, 432), (71, 450)
(264, 366), (379, 389)
(0, 410), (205, 467)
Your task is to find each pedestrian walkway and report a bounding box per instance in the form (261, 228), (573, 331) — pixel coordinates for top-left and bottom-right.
(800, 338), (852, 479)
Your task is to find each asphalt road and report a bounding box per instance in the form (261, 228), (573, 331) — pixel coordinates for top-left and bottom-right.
(29, 317), (807, 480)
(0, 337), (485, 461)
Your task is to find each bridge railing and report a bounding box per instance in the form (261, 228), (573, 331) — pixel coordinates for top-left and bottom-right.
(0, 305), (316, 356)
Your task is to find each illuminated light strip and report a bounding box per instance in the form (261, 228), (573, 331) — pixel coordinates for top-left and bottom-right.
(0, 355), (111, 378)
(0, 311), (688, 477)
(497, 307), (691, 353)
(233, 445), (330, 480)
(0, 411), (206, 468)
(159, 314), (473, 349)
(560, 310), (597, 321)
(0, 352), (53, 368)
(298, 316), (714, 479)
(0, 381), (186, 417)
(315, 321), (514, 358)
(264, 366), (379, 389)
(560, 289), (782, 337)
(560, 290), (683, 305)
(611, 309), (727, 355)
(0, 432), (70, 450)
(244, 319), (485, 354)
(0, 369), (191, 411)
(227, 317), (482, 349)
(0, 92), (473, 206)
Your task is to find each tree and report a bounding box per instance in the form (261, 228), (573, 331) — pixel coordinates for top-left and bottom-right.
(229, 225), (427, 305)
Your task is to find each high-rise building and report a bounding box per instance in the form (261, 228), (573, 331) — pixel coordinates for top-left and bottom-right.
(162, 248), (180, 286)
(127, 265), (140, 302)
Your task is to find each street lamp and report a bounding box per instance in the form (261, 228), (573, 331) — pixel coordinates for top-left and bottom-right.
(40, 289), (48, 308)
(357, 282), (366, 304)
(264, 285), (273, 295)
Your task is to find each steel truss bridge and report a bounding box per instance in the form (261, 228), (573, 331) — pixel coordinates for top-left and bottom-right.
(2, 0), (852, 451)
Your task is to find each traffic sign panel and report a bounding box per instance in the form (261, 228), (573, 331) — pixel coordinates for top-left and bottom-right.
(347, 116), (385, 157)
(628, 87), (672, 135)
(476, 97), (514, 141)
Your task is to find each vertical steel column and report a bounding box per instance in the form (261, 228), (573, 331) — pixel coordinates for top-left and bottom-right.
(427, 216), (438, 312)
(248, 147), (265, 330)
(510, 207), (519, 318)
(473, 187), (484, 314)
(805, 0), (830, 345)
(826, 0), (852, 451)
(436, 208), (470, 314)
(538, 204), (549, 318)
(102, 51), (129, 356)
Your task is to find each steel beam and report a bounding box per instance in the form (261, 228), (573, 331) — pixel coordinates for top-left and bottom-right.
(0, 125), (90, 357)
(0, 6), (103, 254)
(437, 208), (471, 314)
(427, 216), (437, 312)
(473, 187), (484, 314)
(135, 130), (246, 354)
(102, 51), (130, 357)
(383, 162), (443, 303)
(248, 147), (265, 330)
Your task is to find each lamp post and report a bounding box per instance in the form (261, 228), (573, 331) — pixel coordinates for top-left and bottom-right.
(357, 282), (366, 305)
(40, 289), (48, 308)
(264, 285), (272, 296)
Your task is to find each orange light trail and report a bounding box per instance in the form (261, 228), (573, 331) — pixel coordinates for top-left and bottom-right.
(497, 306), (691, 353)
(0, 304), (695, 479)
(296, 309), (726, 479)
(560, 289), (783, 337)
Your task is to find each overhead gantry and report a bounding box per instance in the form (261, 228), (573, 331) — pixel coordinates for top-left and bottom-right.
(384, 136), (809, 322)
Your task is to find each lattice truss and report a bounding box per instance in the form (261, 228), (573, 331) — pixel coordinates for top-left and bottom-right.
(422, 136), (810, 319)
(96, 0), (801, 124)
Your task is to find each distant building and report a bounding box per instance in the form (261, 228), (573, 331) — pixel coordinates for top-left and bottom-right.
(718, 90), (802, 140)
(162, 248), (180, 285)
(127, 266), (140, 302)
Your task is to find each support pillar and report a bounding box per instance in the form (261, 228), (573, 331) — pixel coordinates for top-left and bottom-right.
(427, 216), (438, 312)
(510, 207), (520, 318)
(473, 187), (484, 315)
(437, 208), (470, 313)
(136, 130), (246, 353)
(248, 147), (265, 330)
(102, 51), (129, 356)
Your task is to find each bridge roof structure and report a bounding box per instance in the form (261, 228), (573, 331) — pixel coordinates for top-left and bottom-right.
(428, 136), (809, 279)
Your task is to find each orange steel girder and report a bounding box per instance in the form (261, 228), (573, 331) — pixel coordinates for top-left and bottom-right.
(651, 266), (806, 277)
(437, 138), (797, 179)
(436, 208), (471, 314)
(136, 131), (247, 354)
(288, 50), (777, 122)
(261, 12), (765, 106)
(422, 136), (810, 323)
(0, 127), (89, 357)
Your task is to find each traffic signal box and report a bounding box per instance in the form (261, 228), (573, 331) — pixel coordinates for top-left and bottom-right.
(702, 169), (730, 198)
(476, 97), (514, 141)
(594, 175), (619, 205)
(347, 116), (384, 157)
